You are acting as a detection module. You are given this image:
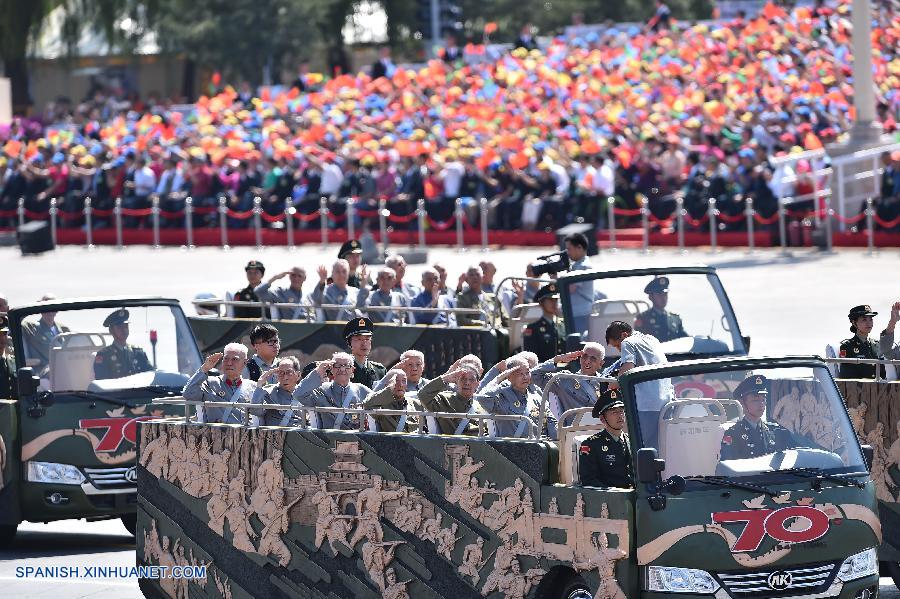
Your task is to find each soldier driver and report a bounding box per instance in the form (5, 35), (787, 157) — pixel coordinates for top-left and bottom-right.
(93, 308), (153, 380)
(579, 389), (634, 489)
(634, 276), (687, 342)
(719, 374), (794, 460)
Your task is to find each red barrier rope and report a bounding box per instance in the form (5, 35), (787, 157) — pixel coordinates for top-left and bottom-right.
(194, 206), (218, 215)
(830, 212), (867, 225)
(753, 213), (780, 225)
(57, 210), (82, 221)
(874, 214), (900, 228)
(426, 215), (456, 230)
(784, 209), (812, 219)
(326, 212), (347, 223)
(260, 211), (285, 223)
(684, 213), (709, 227)
(612, 207), (643, 217)
(355, 209), (379, 218)
(293, 210), (320, 222)
(120, 208), (153, 217)
(387, 212), (418, 224)
(0, 210), (18, 218)
(716, 212), (745, 224)
(227, 209), (255, 220)
(92, 209), (114, 217)
(159, 209), (184, 219)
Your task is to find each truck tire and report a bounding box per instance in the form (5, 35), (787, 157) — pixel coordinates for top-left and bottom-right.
(555, 575), (593, 599)
(121, 514), (137, 536)
(0, 523), (17, 549)
(887, 561), (900, 590)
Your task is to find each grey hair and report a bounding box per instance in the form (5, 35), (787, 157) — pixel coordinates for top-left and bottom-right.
(223, 343), (248, 359)
(400, 349), (424, 362)
(332, 259), (349, 272)
(582, 342), (605, 358)
(332, 351), (354, 364)
(516, 351), (538, 368)
(421, 268), (439, 282)
(466, 265), (483, 277)
(377, 266), (397, 279)
(458, 354), (483, 375)
(276, 355), (301, 370)
(385, 254), (405, 268)
(506, 355), (529, 371)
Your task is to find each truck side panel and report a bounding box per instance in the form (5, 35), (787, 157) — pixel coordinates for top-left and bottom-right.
(0, 399), (21, 527)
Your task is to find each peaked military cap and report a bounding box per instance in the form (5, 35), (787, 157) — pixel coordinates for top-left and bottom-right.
(848, 304), (877, 320)
(644, 276), (670, 294)
(592, 388), (625, 418)
(534, 283), (560, 303)
(103, 308), (130, 327)
(344, 316), (374, 339)
(0, 315), (8, 333)
(244, 260), (266, 273)
(733, 374), (769, 400)
(338, 239), (363, 259)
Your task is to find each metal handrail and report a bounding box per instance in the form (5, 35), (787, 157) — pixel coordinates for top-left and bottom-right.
(537, 372), (616, 434)
(824, 356), (900, 383)
(150, 397), (539, 439)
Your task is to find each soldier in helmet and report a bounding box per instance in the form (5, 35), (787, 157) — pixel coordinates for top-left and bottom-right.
(344, 317), (386, 388)
(93, 309), (153, 380)
(522, 283), (564, 362)
(719, 375), (794, 460)
(839, 305), (885, 379)
(634, 276), (687, 342)
(579, 389), (633, 488)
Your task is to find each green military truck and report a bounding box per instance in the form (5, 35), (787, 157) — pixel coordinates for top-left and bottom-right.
(0, 297), (202, 546)
(136, 355), (882, 598)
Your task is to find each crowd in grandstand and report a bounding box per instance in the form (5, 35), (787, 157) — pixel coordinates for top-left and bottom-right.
(1, 0), (899, 232)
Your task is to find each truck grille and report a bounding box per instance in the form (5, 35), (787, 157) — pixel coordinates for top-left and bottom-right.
(717, 563), (835, 597)
(83, 466), (136, 489)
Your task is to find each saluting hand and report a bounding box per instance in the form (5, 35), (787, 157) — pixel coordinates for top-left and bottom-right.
(259, 368), (279, 383)
(555, 350), (583, 364)
(201, 352), (223, 373)
(316, 360), (333, 377)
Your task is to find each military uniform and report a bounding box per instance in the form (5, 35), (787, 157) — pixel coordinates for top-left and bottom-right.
(417, 377), (476, 435)
(579, 391), (633, 488)
(473, 383), (539, 438)
(93, 309), (153, 380)
(522, 283), (564, 362)
(234, 260), (270, 319)
(364, 386), (416, 432)
(344, 318), (387, 388)
(183, 370), (258, 424)
(455, 289), (498, 327)
(839, 305), (884, 379)
(292, 369), (371, 430)
(0, 316), (15, 399)
(635, 277), (687, 342)
(250, 385), (301, 427)
(719, 375), (793, 460)
(364, 288), (410, 324)
(338, 240), (372, 289)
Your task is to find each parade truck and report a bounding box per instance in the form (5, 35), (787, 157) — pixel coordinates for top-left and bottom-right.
(136, 355), (881, 599)
(0, 297), (203, 546)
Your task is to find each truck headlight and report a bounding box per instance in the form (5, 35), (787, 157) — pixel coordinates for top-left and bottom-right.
(27, 461), (86, 485)
(837, 548), (878, 582)
(646, 566), (720, 593)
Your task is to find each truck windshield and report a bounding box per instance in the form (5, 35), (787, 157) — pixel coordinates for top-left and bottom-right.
(564, 272), (743, 356)
(632, 365), (867, 479)
(19, 304), (202, 392)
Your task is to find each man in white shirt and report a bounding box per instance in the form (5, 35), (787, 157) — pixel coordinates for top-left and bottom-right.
(564, 233), (605, 336)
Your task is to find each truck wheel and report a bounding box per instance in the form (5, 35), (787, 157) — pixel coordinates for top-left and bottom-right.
(121, 514), (137, 536)
(887, 561), (900, 590)
(0, 523), (18, 549)
(556, 575), (593, 599)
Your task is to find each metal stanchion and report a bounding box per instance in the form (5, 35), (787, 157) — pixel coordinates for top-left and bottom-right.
(640, 195), (649, 253)
(17, 197), (25, 228)
(455, 198), (465, 252)
(49, 198), (58, 246)
(151, 196), (161, 249)
(676, 196), (685, 253)
(253, 196), (263, 250)
(184, 196), (195, 250)
(778, 198), (788, 255)
(84, 197), (94, 249)
(346, 197), (355, 241)
(218, 196), (230, 249)
(708, 198), (718, 253)
(865, 198), (875, 255)
(319, 197), (329, 249)
(823, 194), (833, 253)
(479, 197), (488, 251)
(378, 198), (389, 258)
(745, 197), (755, 253)
(417, 198), (426, 250)
(606, 196), (616, 251)
(285, 205), (295, 250)
(114, 197), (124, 250)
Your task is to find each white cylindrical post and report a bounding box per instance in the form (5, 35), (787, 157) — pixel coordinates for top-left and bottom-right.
(479, 197), (488, 252)
(319, 197), (329, 248)
(778, 198), (788, 255)
(219, 196), (229, 249)
(184, 196), (195, 250)
(640, 195), (649, 253)
(708, 198), (718, 253)
(745, 197), (755, 253)
(865, 197), (875, 255)
(417, 198), (426, 250)
(114, 197), (124, 250)
(849, 0), (880, 140)
(253, 196), (263, 250)
(379, 198), (389, 258)
(84, 197), (94, 249)
(606, 196), (616, 251)
(455, 198), (465, 252)
(49, 198), (58, 247)
(346, 197), (355, 241)
(823, 194), (833, 253)
(285, 205), (295, 250)
(676, 196), (685, 253)
(16, 197), (25, 229)
(151, 196), (161, 249)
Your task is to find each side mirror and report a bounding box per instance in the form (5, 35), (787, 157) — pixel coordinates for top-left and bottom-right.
(565, 333), (582, 352)
(742, 336), (751, 352)
(16, 367), (39, 398)
(861, 444), (873, 471)
(636, 447), (666, 484)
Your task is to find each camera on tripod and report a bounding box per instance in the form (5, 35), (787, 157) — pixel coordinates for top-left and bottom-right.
(530, 250), (570, 277)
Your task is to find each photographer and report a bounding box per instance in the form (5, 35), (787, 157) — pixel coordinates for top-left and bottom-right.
(563, 233), (605, 336)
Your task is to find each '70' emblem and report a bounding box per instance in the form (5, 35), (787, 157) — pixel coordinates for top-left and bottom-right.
(712, 506), (831, 552)
(78, 416), (154, 452)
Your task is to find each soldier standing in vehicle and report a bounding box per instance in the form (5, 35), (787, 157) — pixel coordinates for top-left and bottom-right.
(234, 260), (269, 319)
(634, 276), (688, 342)
(93, 309), (153, 380)
(522, 283), (564, 362)
(345, 317), (386, 388)
(579, 389), (633, 488)
(0, 316), (16, 399)
(719, 375), (794, 460)
(339, 239), (370, 289)
(839, 305), (885, 379)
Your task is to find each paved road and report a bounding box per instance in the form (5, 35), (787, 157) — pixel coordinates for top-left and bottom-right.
(1, 243), (898, 598)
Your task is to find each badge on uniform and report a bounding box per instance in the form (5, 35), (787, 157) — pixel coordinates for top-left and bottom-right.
(580, 445), (591, 455)
(514, 400), (521, 408)
(218, 390), (226, 397)
(722, 435), (732, 445)
(741, 434), (748, 440)
(601, 445), (608, 452)
(574, 381), (581, 389)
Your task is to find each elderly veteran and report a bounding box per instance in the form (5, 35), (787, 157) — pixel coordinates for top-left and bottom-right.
(472, 355), (543, 438)
(253, 266), (310, 319)
(311, 259), (369, 321)
(183, 343), (258, 424)
(535, 343), (607, 427)
(364, 267), (410, 324)
(417, 365), (481, 435)
(292, 352), (372, 430)
(250, 356), (303, 427)
(373, 350), (429, 393)
(363, 369), (417, 432)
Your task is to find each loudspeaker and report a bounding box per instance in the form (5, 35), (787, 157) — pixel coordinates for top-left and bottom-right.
(17, 221), (54, 255)
(556, 222), (598, 256)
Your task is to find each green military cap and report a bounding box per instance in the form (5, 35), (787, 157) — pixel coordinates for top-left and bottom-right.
(733, 374), (769, 400)
(0, 315), (9, 333)
(343, 316), (374, 340)
(338, 239), (363, 259)
(848, 304), (877, 320)
(533, 283), (560, 303)
(644, 276), (670, 294)
(245, 260), (266, 274)
(103, 308), (130, 327)
(592, 388), (625, 418)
